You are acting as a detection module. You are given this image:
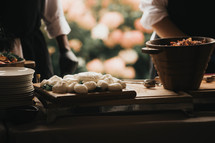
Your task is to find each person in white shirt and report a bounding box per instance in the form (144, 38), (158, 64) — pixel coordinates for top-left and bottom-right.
(0, 0), (78, 81)
(140, 0), (215, 78)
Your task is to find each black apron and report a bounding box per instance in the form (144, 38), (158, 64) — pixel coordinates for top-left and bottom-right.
(150, 0), (215, 78)
(0, 0), (54, 81)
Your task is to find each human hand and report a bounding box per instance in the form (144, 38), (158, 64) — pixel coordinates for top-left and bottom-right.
(59, 49), (78, 76)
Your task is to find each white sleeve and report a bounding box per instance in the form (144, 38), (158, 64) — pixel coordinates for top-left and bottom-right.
(42, 0), (71, 38)
(139, 0), (168, 29)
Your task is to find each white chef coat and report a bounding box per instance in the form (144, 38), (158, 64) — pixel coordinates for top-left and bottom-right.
(139, 0), (168, 30)
(13, 0), (71, 57)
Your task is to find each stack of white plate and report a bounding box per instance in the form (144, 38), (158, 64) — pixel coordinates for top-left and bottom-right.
(0, 67), (35, 110)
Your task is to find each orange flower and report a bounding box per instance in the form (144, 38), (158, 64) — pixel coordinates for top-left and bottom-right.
(121, 66), (136, 79)
(86, 58), (104, 73)
(120, 30), (144, 49)
(99, 11), (124, 29)
(104, 57), (126, 77)
(68, 39), (82, 52)
(118, 49), (138, 64)
(67, 1), (87, 22)
(76, 13), (97, 30)
(85, 0), (97, 8)
(103, 29), (123, 48)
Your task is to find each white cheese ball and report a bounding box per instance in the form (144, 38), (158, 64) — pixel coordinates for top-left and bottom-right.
(104, 77), (115, 84)
(108, 83), (122, 91)
(67, 82), (78, 93)
(48, 75), (63, 86)
(117, 80), (126, 89)
(40, 79), (49, 87)
(74, 84), (88, 94)
(63, 74), (75, 79)
(49, 75), (62, 81)
(97, 80), (108, 90)
(84, 81), (97, 91)
(100, 74), (113, 80)
(62, 78), (79, 85)
(77, 72), (102, 82)
(52, 81), (68, 93)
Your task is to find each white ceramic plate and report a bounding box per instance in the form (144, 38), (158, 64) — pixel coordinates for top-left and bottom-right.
(0, 67), (34, 77)
(0, 86), (34, 95)
(0, 81), (33, 88)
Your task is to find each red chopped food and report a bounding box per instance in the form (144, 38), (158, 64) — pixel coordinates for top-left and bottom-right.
(170, 37), (206, 46)
(0, 52), (23, 64)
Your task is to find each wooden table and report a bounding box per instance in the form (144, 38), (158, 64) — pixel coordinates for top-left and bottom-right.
(2, 78), (215, 143)
(5, 110), (215, 143)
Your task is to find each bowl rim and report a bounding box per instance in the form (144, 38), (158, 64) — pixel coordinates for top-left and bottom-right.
(146, 36), (215, 48)
(0, 59), (25, 67)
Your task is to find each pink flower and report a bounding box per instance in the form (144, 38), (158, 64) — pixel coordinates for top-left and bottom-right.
(85, 0), (97, 8)
(118, 49), (138, 64)
(101, 0), (111, 8)
(103, 38), (116, 48)
(99, 11), (124, 29)
(67, 1), (87, 21)
(120, 30), (144, 49)
(104, 57), (126, 77)
(86, 59), (104, 73)
(109, 29), (123, 44)
(121, 0), (141, 11)
(103, 29), (123, 48)
(76, 13), (97, 30)
(121, 66), (136, 79)
(134, 18), (153, 33)
(61, 0), (73, 13)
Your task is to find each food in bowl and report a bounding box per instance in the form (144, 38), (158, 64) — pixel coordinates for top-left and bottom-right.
(170, 37), (206, 46)
(142, 36), (215, 90)
(0, 52), (24, 64)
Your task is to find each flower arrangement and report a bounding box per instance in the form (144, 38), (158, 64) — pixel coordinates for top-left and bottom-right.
(45, 0), (152, 79)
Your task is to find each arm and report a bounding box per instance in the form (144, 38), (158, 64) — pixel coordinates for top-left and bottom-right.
(56, 34), (72, 53)
(140, 0), (186, 38)
(56, 35), (78, 76)
(42, 0), (78, 76)
(152, 16), (187, 38)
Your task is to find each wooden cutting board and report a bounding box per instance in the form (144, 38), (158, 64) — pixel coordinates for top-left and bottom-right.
(187, 80), (215, 104)
(78, 83), (193, 111)
(33, 83), (136, 106)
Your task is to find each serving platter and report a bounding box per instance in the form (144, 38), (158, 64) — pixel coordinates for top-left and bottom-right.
(33, 83), (137, 105)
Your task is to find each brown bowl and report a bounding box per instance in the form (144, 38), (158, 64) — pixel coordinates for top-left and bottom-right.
(142, 37), (215, 91)
(0, 59), (25, 67)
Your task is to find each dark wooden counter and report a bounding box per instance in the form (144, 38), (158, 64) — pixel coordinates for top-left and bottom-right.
(2, 78), (215, 143)
(5, 110), (215, 143)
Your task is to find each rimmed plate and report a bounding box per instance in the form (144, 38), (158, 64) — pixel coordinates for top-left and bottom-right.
(0, 67), (34, 77)
(0, 81), (33, 88)
(0, 84), (34, 91)
(0, 83), (33, 91)
(0, 86), (34, 95)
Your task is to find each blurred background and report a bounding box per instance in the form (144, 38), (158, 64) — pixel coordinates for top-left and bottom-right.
(41, 0), (153, 79)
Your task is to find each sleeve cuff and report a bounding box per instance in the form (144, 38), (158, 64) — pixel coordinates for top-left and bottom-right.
(45, 16), (71, 38)
(140, 6), (168, 30)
